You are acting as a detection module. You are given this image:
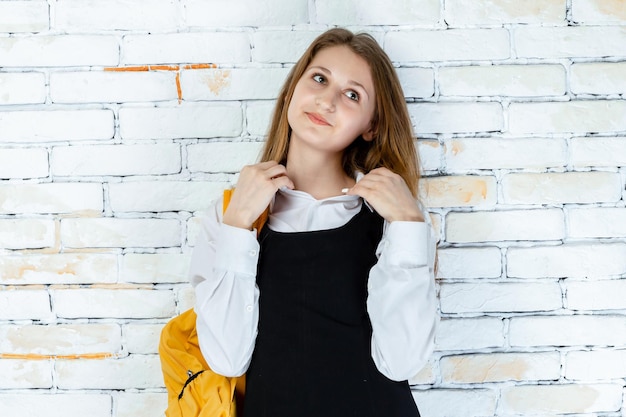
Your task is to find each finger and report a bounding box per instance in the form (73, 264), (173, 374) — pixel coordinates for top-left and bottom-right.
(264, 164), (288, 180)
(272, 175), (295, 190)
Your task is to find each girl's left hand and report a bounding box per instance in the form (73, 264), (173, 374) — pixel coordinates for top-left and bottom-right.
(346, 167), (424, 223)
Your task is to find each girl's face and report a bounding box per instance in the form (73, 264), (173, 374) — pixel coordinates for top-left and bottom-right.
(286, 45), (376, 158)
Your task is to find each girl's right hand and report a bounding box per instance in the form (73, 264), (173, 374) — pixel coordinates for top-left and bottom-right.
(222, 161), (294, 230)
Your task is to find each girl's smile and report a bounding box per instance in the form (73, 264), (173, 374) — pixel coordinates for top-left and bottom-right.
(305, 112), (331, 126)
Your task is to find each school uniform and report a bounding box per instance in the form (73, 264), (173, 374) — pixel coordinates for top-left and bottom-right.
(190, 178), (437, 416)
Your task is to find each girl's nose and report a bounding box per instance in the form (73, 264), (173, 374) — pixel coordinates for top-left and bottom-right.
(315, 90), (336, 112)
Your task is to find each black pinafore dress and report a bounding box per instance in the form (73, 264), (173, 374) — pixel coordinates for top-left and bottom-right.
(242, 204), (421, 417)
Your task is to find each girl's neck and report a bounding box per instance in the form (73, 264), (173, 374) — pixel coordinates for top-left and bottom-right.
(285, 149), (355, 200)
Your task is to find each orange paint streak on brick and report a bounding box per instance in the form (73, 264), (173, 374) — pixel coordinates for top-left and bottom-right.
(0, 352), (120, 360)
(183, 63), (218, 70)
(176, 72), (182, 103)
(104, 66), (150, 72)
(103, 63), (217, 102)
(149, 65), (180, 71)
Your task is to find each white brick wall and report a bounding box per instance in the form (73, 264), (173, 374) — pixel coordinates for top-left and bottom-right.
(1, 0), (625, 416)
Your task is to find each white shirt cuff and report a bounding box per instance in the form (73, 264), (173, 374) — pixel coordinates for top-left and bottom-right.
(214, 223), (260, 276)
(380, 221), (430, 268)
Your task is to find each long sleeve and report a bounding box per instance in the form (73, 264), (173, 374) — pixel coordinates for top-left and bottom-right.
(190, 198), (260, 377)
(367, 219), (438, 381)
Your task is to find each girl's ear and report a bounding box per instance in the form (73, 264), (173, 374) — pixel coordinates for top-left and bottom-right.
(361, 123), (376, 142)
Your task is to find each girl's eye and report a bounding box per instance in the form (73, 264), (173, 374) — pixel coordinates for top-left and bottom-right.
(312, 74), (326, 84)
(345, 90), (359, 101)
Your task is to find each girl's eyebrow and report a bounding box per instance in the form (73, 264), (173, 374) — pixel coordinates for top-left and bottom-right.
(308, 65), (370, 99)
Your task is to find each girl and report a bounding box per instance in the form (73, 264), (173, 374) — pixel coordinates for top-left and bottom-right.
(190, 28), (437, 417)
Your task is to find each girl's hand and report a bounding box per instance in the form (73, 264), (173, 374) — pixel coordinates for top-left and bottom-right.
(346, 167), (424, 223)
(223, 161), (294, 230)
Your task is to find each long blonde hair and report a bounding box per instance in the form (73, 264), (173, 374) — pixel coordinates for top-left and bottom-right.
(259, 28), (421, 196)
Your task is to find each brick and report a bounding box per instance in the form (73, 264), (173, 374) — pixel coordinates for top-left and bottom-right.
(419, 175), (497, 208)
(436, 247), (502, 279)
(385, 29), (510, 62)
(439, 64), (565, 97)
(316, 0), (439, 25)
(115, 392), (168, 417)
(246, 102), (275, 136)
(186, 215), (205, 247)
(571, 62), (626, 95)
(509, 101), (626, 134)
(502, 172), (621, 204)
(0, 324), (121, 355)
(0, 359), (52, 389)
(51, 144), (181, 176)
(569, 207), (626, 238)
(0, 1), (49, 32)
(123, 324), (163, 354)
(61, 218), (180, 248)
(187, 142), (264, 173)
(416, 140), (441, 172)
(435, 318), (504, 351)
(408, 102), (503, 134)
(0, 394), (111, 417)
(445, 0), (566, 25)
(566, 350), (626, 380)
(0, 254), (117, 285)
(509, 315), (626, 347)
(0, 147), (48, 179)
(177, 285), (196, 313)
(0, 289), (53, 320)
(508, 243), (626, 278)
(499, 383), (622, 414)
(122, 32), (250, 65)
(572, 0), (626, 23)
(0, 110), (114, 143)
(0, 35), (118, 67)
(567, 280), (626, 311)
(181, 68), (289, 101)
(515, 26), (626, 58)
(109, 181), (222, 212)
(120, 253), (191, 284)
(0, 219), (55, 249)
(252, 31), (322, 63)
(446, 209), (565, 243)
(441, 352), (561, 383)
(396, 67), (435, 99)
(56, 354), (163, 389)
(55, 0), (181, 31)
(412, 389), (497, 417)
(52, 288), (176, 319)
(185, 0), (308, 26)
(0, 72), (46, 105)
(50, 71), (178, 103)
(0, 183), (103, 214)
(119, 105), (242, 140)
(440, 282), (562, 313)
(445, 138), (566, 171)
(571, 137), (626, 167)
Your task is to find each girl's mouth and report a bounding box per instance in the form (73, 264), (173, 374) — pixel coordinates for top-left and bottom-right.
(306, 112), (331, 126)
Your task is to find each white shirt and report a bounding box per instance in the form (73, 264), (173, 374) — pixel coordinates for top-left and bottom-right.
(190, 186), (438, 381)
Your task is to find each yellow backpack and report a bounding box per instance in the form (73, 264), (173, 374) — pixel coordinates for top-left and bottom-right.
(159, 189), (268, 417)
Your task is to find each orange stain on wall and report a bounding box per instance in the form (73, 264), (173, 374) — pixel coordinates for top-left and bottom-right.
(596, 0), (626, 19)
(105, 63), (218, 103)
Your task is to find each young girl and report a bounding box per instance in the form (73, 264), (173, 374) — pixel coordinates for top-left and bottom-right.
(190, 28), (437, 417)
